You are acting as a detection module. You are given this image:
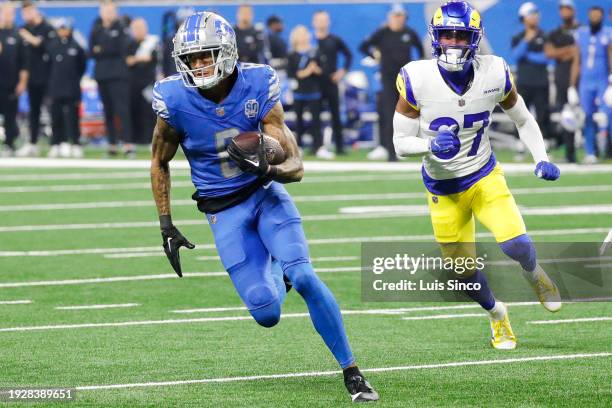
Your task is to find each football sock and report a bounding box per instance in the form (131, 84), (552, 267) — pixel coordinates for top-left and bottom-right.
(499, 233), (537, 273)
(487, 301), (507, 320)
(284, 262), (354, 368)
(462, 269), (496, 311)
(270, 258), (287, 305)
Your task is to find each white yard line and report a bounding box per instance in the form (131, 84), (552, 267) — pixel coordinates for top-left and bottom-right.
(0, 267), (359, 288)
(3, 183), (612, 213)
(0, 300), (32, 305)
(72, 353), (612, 391)
(401, 313), (487, 321)
(171, 306), (247, 314)
(1, 227), (610, 257)
(339, 204), (612, 216)
(55, 303), (139, 310)
(0, 302), (544, 332)
(528, 317), (612, 324)
(3, 157), (612, 173)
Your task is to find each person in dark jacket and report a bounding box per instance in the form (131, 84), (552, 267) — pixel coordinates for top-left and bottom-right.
(0, 2), (29, 157)
(17, 0), (54, 157)
(45, 18), (86, 158)
(265, 15), (287, 69)
(234, 5), (266, 64)
(126, 18), (157, 145)
(359, 4), (423, 161)
(312, 10), (352, 157)
(287, 25), (325, 157)
(511, 2), (553, 150)
(89, 0), (133, 156)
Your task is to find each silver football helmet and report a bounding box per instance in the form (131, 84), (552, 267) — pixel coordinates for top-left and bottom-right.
(172, 11), (238, 89)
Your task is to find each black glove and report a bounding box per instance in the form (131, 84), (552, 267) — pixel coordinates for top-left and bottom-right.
(227, 133), (271, 177)
(160, 215), (195, 277)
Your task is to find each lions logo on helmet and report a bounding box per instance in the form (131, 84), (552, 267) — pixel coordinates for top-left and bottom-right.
(429, 1), (483, 72)
(172, 12), (238, 89)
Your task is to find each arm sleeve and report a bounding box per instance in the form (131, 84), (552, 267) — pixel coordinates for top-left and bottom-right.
(502, 94), (548, 163)
(337, 37), (352, 70)
(393, 112), (429, 157)
(411, 29), (425, 59)
(257, 65), (281, 122)
(525, 51), (549, 64)
(511, 40), (528, 61)
(359, 29), (382, 57)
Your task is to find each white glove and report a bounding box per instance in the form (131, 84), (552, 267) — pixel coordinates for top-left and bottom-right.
(567, 87), (580, 106)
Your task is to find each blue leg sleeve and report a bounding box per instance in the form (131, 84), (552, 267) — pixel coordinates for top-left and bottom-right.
(461, 270), (496, 311)
(499, 233), (537, 272)
(285, 262), (354, 369)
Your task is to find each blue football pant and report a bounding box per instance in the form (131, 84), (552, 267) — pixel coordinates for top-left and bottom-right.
(206, 182), (355, 368)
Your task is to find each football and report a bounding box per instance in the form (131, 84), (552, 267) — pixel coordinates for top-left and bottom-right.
(231, 131), (286, 165)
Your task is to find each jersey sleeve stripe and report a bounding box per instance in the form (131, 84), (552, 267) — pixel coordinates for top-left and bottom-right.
(400, 67), (418, 109)
(503, 62), (514, 99)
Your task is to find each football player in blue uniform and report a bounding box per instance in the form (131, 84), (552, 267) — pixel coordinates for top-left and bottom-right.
(150, 12), (378, 403)
(568, 6), (612, 162)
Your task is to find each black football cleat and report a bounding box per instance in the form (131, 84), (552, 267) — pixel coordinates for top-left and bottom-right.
(283, 273), (293, 293)
(343, 367), (379, 403)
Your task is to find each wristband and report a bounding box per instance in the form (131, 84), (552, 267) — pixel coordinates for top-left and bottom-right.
(159, 214), (173, 230)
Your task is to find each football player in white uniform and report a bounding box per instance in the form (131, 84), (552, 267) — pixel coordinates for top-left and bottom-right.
(393, 1), (562, 350)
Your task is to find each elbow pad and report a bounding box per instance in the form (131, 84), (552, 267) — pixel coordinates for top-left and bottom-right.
(393, 111), (429, 157)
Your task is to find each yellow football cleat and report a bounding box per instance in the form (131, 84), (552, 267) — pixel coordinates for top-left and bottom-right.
(489, 306), (517, 350)
(524, 267), (562, 313)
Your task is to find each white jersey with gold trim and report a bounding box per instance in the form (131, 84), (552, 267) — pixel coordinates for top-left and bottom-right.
(396, 55), (513, 181)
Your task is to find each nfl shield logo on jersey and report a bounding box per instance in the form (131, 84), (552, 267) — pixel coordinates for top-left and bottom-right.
(244, 99), (259, 119)
(432, 196), (439, 204)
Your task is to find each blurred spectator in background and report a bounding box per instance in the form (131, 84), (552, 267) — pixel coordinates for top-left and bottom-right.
(160, 7), (193, 78)
(511, 2), (553, 157)
(359, 4), (423, 161)
(90, 0), (133, 157)
(17, 0), (54, 157)
(0, 2), (28, 157)
(45, 18), (86, 158)
(127, 18), (157, 145)
(265, 15), (287, 69)
(570, 6), (612, 163)
(545, 0), (579, 163)
(234, 5), (266, 64)
(287, 25), (325, 158)
(312, 10), (352, 157)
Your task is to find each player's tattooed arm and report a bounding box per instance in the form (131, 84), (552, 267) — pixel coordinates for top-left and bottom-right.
(261, 102), (304, 183)
(151, 117), (181, 216)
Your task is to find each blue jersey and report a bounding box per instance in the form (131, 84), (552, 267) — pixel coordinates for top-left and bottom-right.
(575, 26), (612, 82)
(152, 63), (281, 198)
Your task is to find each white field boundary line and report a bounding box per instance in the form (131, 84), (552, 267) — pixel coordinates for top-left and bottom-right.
(0, 303), (544, 333)
(3, 157), (612, 174)
(3, 203), (612, 233)
(0, 300), (32, 305)
(1, 227), (610, 257)
(71, 353), (612, 391)
(528, 317), (612, 324)
(55, 303), (140, 310)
